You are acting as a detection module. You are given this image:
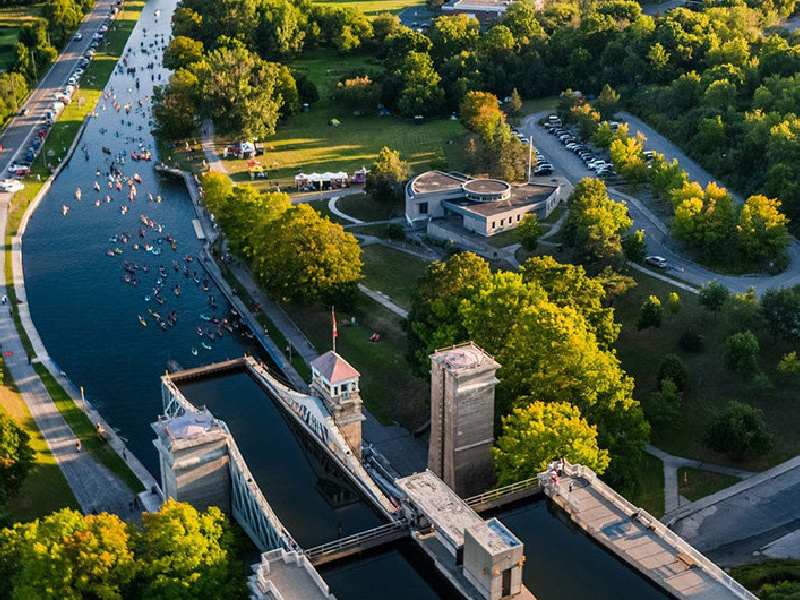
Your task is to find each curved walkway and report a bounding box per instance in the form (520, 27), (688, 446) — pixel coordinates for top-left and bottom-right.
(329, 197), (363, 224)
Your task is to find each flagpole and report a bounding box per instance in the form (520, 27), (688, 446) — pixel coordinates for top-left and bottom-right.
(332, 306), (336, 354)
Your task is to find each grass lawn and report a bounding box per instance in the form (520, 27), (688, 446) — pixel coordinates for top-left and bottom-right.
(308, 198), (351, 225)
(346, 222), (398, 239)
(313, 0), (424, 17)
(284, 295), (430, 428)
(485, 228), (520, 248)
(626, 452), (664, 518)
(0, 360), (79, 522)
(731, 559), (800, 591)
(677, 467), (740, 502)
(337, 192), (402, 222)
(613, 269), (800, 471)
(33, 363), (144, 493)
(219, 51), (467, 191)
(360, 244), (429, 309)
(0, 4), (44, 72)
(541, 203), (567, 225)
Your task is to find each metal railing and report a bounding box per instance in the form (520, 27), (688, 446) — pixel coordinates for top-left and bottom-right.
(304, 519), (409, 563)
(464, 475), (540, 507)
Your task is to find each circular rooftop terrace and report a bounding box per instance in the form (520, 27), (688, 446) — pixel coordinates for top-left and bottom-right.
(462, 179), (511, 202)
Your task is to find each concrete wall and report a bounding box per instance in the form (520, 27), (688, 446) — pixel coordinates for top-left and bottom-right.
(463, 529), (523, 600)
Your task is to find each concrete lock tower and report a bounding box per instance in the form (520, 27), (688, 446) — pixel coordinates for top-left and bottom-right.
(428, 342), (500, 497)
(310, 351), (365, 460)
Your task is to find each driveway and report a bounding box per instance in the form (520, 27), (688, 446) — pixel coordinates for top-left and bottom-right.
(520, 111), (800, 295)
(0, 0), (117, 174)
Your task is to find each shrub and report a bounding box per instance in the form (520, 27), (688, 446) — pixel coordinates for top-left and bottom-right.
(387, 223), (406, 240)
(723, 330), (760, 375)
(638, 295), (663, 330)
(678, 329), (704, 352)
(658, 353), (688, 391)
(646, 377), (682, 428)
(704, 400), (772, 459)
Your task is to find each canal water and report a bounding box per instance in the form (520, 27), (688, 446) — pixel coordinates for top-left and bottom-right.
(491, 500), (675, 600)
(177, 370), (384, 548)
(22, 0), (266, 475)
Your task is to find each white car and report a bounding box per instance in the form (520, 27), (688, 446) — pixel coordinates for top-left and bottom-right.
(73, 32), (83, 42)
(646, 256), (668, 268)
(0, 179), (24, 192)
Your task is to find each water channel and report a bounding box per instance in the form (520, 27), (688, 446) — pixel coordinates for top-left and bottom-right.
(20, 1), (677, 598)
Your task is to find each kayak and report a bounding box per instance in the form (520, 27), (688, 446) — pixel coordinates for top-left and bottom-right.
(202, 343), (212, 350)
(138, 315), (147, 326)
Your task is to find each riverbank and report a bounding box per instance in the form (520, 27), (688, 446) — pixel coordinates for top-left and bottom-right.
(0, 0), (153, 512)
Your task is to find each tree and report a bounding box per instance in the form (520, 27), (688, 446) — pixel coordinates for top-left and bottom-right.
(562, 178), (631, 260)
(336, 75), (381, 112)
(638, 295), (662, 331)
(698, 281), (729, 316)
(671, 182), (737, 261)
(778, 351), (800, 378)
(658, 353), (688, 391)
(197, 46), (286, 139)
(493, 401), (610, 485)
(0, 412), (33, 505)
(0, 509), (136, 600)
(594, 84), (620, 120)
(254, 204), (363, 302)
(761, 287), (800, 342)
(517, 213), (541, 251)
(134, 501), (247, 599)
(163, 36), (204, 70)
(459, 91), (504, 138)
(723, 330), (760, 375)
(622, 230), (646, 263)
(704, 401), (773, 459)
(507, 87), (523, 122)
(520, 255), (620, 348)
(736, 195), (790, 263)
(365, 146), (410, 203)
(152, 68), (199, 140)
(725, 287), (764, 333)
(646, 378), (682, 428)
(667, 292), (682, 317)
(392, 51), (445, 117)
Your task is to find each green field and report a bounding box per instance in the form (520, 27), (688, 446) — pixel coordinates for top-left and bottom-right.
(613, 270), (800, 471)
(285, 295), (430, 428)
(0, 360), (79, 522)
(337, 192), (402, 222)
(0, 4), (44, 71)
(312, 0), (424, 17)
(221, 51), (467, 190)
(628, 452), (665, 518)
(677, 467), (740, 502)
(361, 244), (429, 309)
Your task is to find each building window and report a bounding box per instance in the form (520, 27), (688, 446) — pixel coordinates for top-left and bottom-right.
(419, 202), (428, 215)
(517, 214), (521, 222)
(500, 218), (504, 226)
(492, 221), (496, 229)
(333, 386), (339, 395)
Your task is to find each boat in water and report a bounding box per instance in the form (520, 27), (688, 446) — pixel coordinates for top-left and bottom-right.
(138, 315), (147, 326)
(75, 187), (82, 200)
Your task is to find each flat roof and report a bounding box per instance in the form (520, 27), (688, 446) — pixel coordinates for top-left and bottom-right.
(466, 518), (521, 554)
(445, 183), (556, 219)
(463, 179), (510, 195)
(411, 171), (467, 195)
(431, 342), (499, 373)
(397, 470), (484, 548)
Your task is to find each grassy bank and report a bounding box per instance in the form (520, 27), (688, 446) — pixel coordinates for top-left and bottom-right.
(32, 363), (143, 493)
(360, 244), (428, 310)
(627, 452), (665, 518)
(0, 358), (78, 522)
(677, 467), (740, 502)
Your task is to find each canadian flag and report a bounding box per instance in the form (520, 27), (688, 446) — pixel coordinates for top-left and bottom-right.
(332, 307), (338, 338)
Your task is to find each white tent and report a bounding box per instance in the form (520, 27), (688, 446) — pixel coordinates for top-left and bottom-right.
(240, 142), (255, 154)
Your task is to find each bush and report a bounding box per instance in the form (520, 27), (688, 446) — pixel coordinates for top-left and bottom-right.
(704, 400), (773, 459)
(658, 353), (688, 391)
(750, 372), (774, 398)
(387, 223), (406, 240)
(638, 295), (662, 330)
(678, 329), (704, 352)
(723, 330), (760, 375)
(646, 377), (682, 428)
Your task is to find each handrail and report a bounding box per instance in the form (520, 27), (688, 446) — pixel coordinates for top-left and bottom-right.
(304, 519), (409, 560)
(464, 475), (540, 506)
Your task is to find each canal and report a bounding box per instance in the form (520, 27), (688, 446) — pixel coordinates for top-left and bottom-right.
(177, 370), (384, 549)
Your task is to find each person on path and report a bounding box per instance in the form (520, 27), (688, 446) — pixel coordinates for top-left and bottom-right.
(75, 440), (82, 453)
(2, 294), (6, 305)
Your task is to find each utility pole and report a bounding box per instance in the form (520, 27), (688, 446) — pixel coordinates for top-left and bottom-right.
(527, 138), (533, 181)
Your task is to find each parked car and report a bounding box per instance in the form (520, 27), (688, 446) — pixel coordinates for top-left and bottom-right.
(534, 164), (554, 176)
(646, 256), (668, 268)
(0, 179), (24, 192)
(73, 32), (83, 42)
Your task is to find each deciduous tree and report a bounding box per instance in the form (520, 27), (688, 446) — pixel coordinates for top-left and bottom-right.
(704, 401), (772, 459)
(0, 412), (33, 505)
(562, 178), (632, 259)
(493, 401), (610, 485)
(365, 146), (410, 203)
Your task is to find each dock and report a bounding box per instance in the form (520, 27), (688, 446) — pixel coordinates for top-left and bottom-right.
(192, 219), (205, 240)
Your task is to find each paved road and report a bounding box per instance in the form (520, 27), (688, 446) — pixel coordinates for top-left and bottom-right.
(520, 111), (800, 295)
(640, 0), (686, 16)
(668, 456), (800, 565)
(0, 0), (116, 173)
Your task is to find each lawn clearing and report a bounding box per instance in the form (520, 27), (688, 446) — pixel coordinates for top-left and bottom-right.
(218, 51), (467, 191)
(0, 359), (79, 522)
(284, 295), (429, 428)
(360, 244), (429, 309)
(336, 192), (402, 222)
(677, 467), (740, 502)
(613, 269), (800, 471)
(626, 452), (664, 518)
(0, 4), (44, 72)
(313, 0), (424, 17)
